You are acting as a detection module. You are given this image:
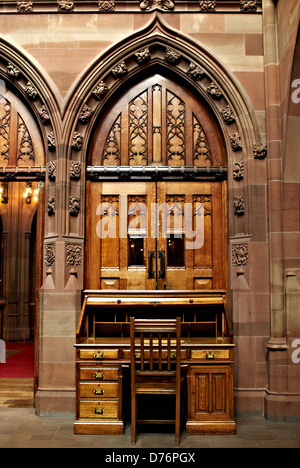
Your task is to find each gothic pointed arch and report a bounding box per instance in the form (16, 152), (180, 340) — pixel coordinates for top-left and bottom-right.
(0, 35), (61, 168)
(64, 13), (263, 167)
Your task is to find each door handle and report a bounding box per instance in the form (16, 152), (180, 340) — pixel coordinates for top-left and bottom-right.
(158, 250), (166, 279)
(148, 251), (155, 279)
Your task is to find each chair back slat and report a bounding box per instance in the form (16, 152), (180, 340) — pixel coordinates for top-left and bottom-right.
(130, 317), (181, 374)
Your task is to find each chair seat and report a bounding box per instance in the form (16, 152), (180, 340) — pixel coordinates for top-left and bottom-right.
(136, 381), (177, 394)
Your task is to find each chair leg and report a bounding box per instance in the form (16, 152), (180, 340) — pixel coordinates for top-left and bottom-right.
(175, 393), (180, 446)
(131, 395), (136, 445)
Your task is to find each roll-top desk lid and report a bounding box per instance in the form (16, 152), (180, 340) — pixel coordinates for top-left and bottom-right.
(76, 290), (233, 342)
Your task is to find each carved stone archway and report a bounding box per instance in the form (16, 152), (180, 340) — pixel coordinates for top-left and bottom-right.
(61, 13), (268, 415)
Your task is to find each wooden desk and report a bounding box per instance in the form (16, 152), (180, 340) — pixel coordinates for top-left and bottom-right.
(74, 291), (236, 436)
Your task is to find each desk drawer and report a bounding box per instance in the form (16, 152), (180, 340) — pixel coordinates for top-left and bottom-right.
(123, 350), (186, 360)
(79, 401), (119, 419)
(79, 382), (118, 399)
(79, 349), (120, 361)
(79, 367), (119, 381)
(191, 349), (231, 361)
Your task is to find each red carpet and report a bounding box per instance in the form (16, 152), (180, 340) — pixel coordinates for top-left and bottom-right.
(0, 342), (34, 378)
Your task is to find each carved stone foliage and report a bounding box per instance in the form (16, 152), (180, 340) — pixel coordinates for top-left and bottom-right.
(69, 196), (80, 216)
(47, 131), (56, 152)
(6, 62), (21, 79)
(111, 61), (128, 78)
(48, 161), (56, 181)
(47, 196), (55, 216)
(17, 2), (33, 13)
(135, 47), (151, 64)
(25, 81), (38, 101)
(66, 244), (82, 267)
(78, 104), (94, 125)
(44, 244), (55, 267)
(140, 0), (175, 11)
(230, 132), (242, 152)
(187, 63), (204, 82)
(99, 0), (115, 11)
(221, 105), (236, 125)
(233, 162), (244, 180)
(58, 1), (74, 12)
(39, 105), (50, 125)
(72, 132), (84, 151)
(92, 81), (109, 100)
(199, 1), (216, 12)
(234, 196), (245, 216)
(232, 243), (248, 266)
(70, 160), (81, 180)
(240, 0), (257, 13)
(253, 143), (267, 160)
(207, 82), (223, 100)
(164, 47), (181, 65)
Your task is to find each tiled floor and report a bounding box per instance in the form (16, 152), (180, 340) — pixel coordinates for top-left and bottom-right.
(0, 407), (299, 448)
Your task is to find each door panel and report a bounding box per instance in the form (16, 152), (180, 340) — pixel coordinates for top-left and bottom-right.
(156, 181), (225, 290)
(86, 181), (156, 290)
(86, 180), (226, 291)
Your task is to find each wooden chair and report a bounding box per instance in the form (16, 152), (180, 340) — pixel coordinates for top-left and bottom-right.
(130, 317), (183, 446)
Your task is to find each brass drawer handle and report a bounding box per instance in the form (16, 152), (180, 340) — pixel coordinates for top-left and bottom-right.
(94, 388), (104, 396)
(94, 372), (104, 380)
(135, 352), (141, 359)
(94, 407), (104, 415)
(206, 351), (215, 360)
(94, 352), (104, 359)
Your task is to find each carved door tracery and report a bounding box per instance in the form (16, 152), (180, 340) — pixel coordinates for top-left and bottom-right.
(90, 75), (225, 168)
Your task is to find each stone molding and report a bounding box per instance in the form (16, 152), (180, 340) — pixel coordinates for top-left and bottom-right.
(1, 0), (262, 14)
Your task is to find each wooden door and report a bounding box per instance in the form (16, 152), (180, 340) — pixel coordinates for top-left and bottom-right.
(86, 181), (157, 290)
(86, 180), (226, 291)
(156, 181), (226, 291)
(86, 75), (227, 291)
